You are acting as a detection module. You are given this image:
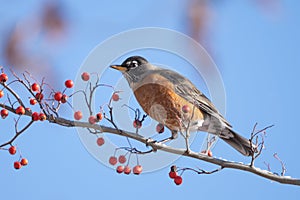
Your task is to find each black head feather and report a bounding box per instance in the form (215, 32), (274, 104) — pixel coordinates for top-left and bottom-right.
(121, 56), (148, 70)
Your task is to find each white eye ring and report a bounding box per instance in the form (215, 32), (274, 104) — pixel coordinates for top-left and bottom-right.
(126, 60), (138, 68)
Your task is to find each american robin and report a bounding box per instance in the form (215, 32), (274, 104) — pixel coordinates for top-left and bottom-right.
(110, 56), (254, 156)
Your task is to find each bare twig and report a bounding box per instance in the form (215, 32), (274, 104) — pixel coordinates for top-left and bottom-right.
(274, 153), (287, 176)
(250, 123), (274, 167)
(1, 82), (25, 108)
(264, 161), (271, 172)
(0, 120), (34, 148)
(116, 147), (153, 155)
(178, 166), (223, 175)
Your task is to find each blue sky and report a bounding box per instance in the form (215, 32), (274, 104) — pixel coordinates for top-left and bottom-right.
(1, 1), (300, 199)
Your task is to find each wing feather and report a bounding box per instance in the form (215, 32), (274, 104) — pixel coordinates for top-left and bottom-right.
(156, 69), (231, 127)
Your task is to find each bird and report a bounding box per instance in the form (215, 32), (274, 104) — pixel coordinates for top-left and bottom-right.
(110, 56), (254, 156)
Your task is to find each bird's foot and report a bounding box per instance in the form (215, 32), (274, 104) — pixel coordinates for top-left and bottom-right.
(185, 147), (191, 155)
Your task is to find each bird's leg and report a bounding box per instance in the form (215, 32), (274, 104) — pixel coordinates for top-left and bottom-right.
(184, 129), (191, 154)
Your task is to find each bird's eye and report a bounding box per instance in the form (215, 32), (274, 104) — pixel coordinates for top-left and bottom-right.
(126, 60), (139, 68)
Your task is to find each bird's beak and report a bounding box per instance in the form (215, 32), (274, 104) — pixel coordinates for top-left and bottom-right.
(110, 65), (127, 72)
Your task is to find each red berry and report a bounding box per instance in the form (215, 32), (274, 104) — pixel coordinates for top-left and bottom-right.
(182, 105), (190, 113)
(65, 80), (74, 88)
(112, 93), (119, 101)
(174, 176), (183, 185)
(54, 92), (63, 101)
(31, 83), (40, 92)
(35, 92), (44, 101)
(74, 111), (82, 120)
(9, 146), (17, 155)
(207, 150), (213, 157)
(16, 106), (25, 115)
(0, 73), (8, 83)
(61, 94), (68, 103)
(169, 171), (178, 179)
(14, 161), (22, 170)
(1, 109), (8, 119)
(81, 72), (90, 81)
(30, 98), (37, 105)
(201, 150), (213, 157)
(124, 166), (131, 175)
(118, 155), (127, 164)
(156, 123), (164, 133)
(96, 137), (105, 146)
(88, 115), (97, 124)
(39, 113), (46, 121)
(133, 165), (142, 175)
(116, 165), (124, 173)
(133, 120), (142, 129)
(109, 156), (117, 166)
(31, 112), (39, 121)
(0, 90), (4, 98)
(96, 112), (103, 121)
(20, 158), (28, 166)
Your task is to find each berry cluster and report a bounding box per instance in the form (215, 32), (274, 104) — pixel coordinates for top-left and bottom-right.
(1, 70), (145, 177)
(0, 73), (45, 121)
(30, 82), (43, 102)
(53, 80), (73, 103)
(8, 146), (28, 170)
(0, 71), (76, 171)
(168, 165), (183, 185)
(87, 111), (104, 125)
(108, 154), (142, 175)
(31, 112), (46, 121)
(72, 72), (121, 125)
(29, 79), (74, 120)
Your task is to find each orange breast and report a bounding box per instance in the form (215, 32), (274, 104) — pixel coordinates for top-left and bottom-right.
(133, 83), (204, 131)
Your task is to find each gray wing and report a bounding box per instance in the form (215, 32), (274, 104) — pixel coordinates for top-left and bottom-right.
(157, 68), (232, 128)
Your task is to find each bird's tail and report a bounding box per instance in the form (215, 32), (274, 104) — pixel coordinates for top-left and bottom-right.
(220, 128), (255, 156)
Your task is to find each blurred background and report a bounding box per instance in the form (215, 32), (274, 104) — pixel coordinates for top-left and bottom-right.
(1, 0), (300, 199)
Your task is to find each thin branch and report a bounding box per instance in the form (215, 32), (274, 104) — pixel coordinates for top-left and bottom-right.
(178, 166), (223, 175)
(117, 146), (153, 155)
(1, 82), (25, 108)
(274, 153), (287, 176)
(250, 123), (273, 167)
(0, 120), (34, 147)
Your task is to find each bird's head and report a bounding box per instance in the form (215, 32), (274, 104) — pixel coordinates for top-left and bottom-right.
(110, 56), (153, 84)
(110, 56), (148, 72)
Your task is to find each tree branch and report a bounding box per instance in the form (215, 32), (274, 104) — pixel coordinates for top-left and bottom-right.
(45, 116), (300, 186)
(1, 72), (299, 186)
